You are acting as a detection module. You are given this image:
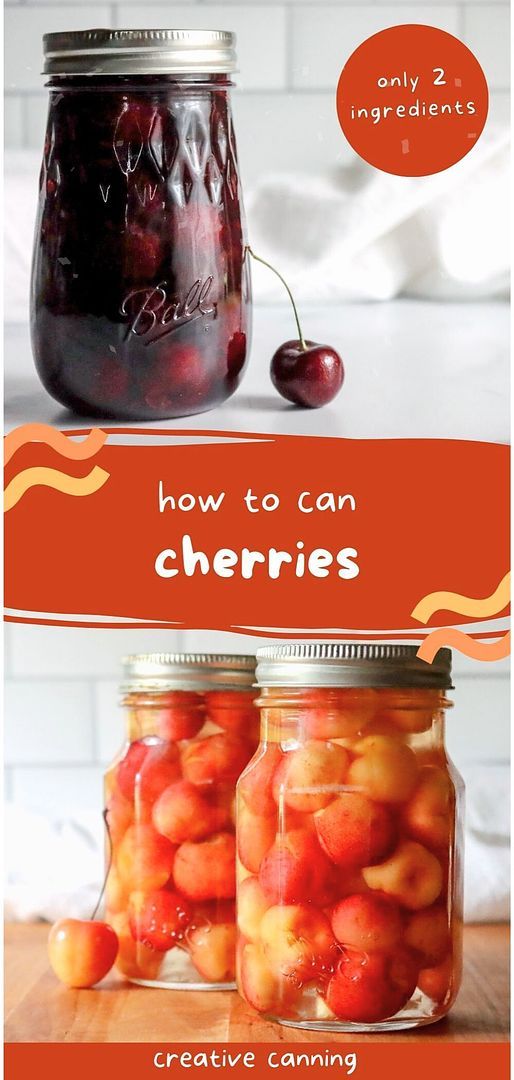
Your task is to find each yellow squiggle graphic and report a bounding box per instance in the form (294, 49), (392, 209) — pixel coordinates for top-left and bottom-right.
(4, 465), (110, 511)
(412, 572), (510, 624)
(4, 424), (106, 465)
(417, 628), (510, 664)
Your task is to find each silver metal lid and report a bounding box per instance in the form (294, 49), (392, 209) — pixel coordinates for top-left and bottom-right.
(122, 652), (255, 693)
(255, 643), (453, 690)
(43, 28), (237, 78)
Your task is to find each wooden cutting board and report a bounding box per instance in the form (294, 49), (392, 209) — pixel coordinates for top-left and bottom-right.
(4, 923), (509, 1043)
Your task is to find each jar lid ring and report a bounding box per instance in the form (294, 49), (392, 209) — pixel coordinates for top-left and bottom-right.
(255, 643), (453, 689)
(43, 28), (238, 77)
(121, 652), (255, 693)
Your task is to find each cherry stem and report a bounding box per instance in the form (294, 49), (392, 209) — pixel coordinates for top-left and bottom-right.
(245, 245), (307, 351)
(91, 808), (113, 922)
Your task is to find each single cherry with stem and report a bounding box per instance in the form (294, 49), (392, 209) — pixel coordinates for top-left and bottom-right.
(48, 809), (119, 988)
(246, 246), (344, 408)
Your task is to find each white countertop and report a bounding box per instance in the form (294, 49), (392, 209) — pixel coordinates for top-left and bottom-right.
(4, 300), (509, 441)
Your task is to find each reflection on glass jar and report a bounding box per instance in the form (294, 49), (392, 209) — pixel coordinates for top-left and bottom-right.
(236, 644), (464, 1031)
(105, 653), (258, 988)
(31, 29), (251, 420)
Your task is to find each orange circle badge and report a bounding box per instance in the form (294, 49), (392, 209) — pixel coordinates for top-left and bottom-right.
(336, 24), (489, 177)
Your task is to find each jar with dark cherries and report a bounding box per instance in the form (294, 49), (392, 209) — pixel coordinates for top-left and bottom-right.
(31, 29), (251, 419)
(236, 644), (464, 1031)
(105, 653), (258, 988)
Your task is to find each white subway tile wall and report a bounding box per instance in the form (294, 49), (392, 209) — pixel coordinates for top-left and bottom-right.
(4, 623), (510, 818)
(291, 6), (460, 89)
(4, 6), (111, 92)
(4, 1), (510, 182)
(463, 4), (511, 89)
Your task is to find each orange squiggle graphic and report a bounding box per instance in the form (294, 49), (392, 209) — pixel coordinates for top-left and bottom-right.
(413, 572), (511, 663)
(4, 465), (110, 511)
(417, 628), (510, 664)
(4, 424), (106, 465)
(412, 572), (510, 624)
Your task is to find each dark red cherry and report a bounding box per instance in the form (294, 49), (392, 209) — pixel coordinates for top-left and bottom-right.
(144, 343), (211, 411)
(245, 246), (345, 409)
(271, 340), (344, 408)
(153, 343), (207, 394)
(226, 331), (247, 379)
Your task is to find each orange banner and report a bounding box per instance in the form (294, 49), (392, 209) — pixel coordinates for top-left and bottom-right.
(4, 428), (509, 637)
(4, 1042), (510, 1080)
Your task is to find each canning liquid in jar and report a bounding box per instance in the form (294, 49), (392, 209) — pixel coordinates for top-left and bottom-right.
(236, 644), (464, 1031)
(104, 653), (258, 988)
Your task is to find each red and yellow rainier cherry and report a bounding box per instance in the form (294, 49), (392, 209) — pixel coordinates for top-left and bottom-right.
(48, 919), (118, 989)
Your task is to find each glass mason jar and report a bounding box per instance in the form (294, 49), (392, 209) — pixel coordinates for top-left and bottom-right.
(31, 29), (251, 420)
(236, 644), (464, 1031)
(105, 652), (258, 988)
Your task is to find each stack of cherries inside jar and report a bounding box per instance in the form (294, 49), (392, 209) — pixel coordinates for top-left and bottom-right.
(49, 688), (259, 990)
(236, 688), (459, 1027)
(106, 689), (259, 985)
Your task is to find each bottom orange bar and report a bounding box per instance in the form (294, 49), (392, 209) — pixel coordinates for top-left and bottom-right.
(4, 1042), (510, 1080)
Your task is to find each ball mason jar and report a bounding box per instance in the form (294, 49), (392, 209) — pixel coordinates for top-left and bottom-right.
(105, 653), (258, 988)
(31, 29), (251, 420)
(236, 644), (464, 1031)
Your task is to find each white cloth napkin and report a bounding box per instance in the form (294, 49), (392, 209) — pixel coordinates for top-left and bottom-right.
(460, 763), (511, 923)
(4, 126), (509, 324)
(4, 804), (105, 922)
(4, 763), (509, 923)
(246, 126), (510, 304)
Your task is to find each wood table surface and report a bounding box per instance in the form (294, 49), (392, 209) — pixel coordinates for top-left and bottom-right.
(4, 923), (509, 1044)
